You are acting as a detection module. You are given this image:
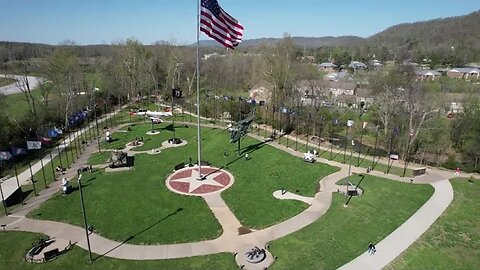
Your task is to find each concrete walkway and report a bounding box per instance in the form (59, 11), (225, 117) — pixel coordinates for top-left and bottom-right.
(0, 119), (474, 269)
(339, 180), (453, 270)
(273, 190), (314, 205)
(0, 109), (120, 203)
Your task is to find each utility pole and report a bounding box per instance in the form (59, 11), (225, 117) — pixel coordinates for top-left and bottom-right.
(0, 178), (8, 216)
(371, 125), (380, 170)
(77, 171), (93, 263)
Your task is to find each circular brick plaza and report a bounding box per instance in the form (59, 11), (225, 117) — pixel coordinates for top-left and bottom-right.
(165, 166), (234, 196)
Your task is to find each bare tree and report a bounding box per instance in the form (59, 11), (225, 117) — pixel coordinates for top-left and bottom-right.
(46, 47), (84, 127)
(11, 61), (37, 116)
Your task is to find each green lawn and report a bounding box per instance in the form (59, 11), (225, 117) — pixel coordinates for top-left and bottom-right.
(1, 89), (43, 119)
(31, 123), (338, 243)
(275, 135), (413, 177)
(386, 178), (480, 270)
(269, 175), (434, 270)
(0, 77), (16, 87)
(29, 159), (223, 245)
(0, 232), (237, 270)
(221, 142), (338, 228)
(88, 151), (112, 165)
(1, 173), (437, 270)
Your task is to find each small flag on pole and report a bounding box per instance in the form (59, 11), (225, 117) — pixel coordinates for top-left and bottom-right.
(11, 147), (27, 156)
(0, 151), (12, 161)
(41, 137), (53, 145)
(54, 127), (63, 135)
(200, 0), (244, 49)
(47, 129), (59, 138)
(26, 141), (42, 150)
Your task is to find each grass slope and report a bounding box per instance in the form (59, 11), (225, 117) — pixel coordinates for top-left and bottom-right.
(0, 232), (237, 270)
(31, 123), (338, 244)
(269, 175), (434, 270)
(386, 178), (480, 269)
(0, 77), (16, 87)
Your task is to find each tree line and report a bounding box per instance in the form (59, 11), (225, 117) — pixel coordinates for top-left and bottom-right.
(1, 36), (479, 172)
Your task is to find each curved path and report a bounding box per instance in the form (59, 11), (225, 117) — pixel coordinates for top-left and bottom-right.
(0, 109), (119, 204)
(339, 179), (453, 270)
(1, 120), (476, 269)
(0, 74), (43, 95)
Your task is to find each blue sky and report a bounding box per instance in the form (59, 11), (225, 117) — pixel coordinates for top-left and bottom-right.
(0, 0), (478, 45)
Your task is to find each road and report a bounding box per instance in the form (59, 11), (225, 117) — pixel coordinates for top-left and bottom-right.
(0, 74), (43, 95)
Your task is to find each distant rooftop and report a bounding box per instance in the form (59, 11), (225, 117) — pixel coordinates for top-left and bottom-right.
(318, 62), (337, 68)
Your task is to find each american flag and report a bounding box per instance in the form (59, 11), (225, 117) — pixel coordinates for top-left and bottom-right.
(200, 0), (244, 49)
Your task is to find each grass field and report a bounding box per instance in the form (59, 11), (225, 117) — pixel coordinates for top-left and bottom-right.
(29, 158), (223, 245)
(272, 132), (413, 177)
(1, 88), (44, 119)
(30, 123), (339, 243)
(102, 122), (340, 229)
(386, 178), (480, 269)
(269, 175), (434, 269)
(0, 77), (16, 87)
(1, 174), (434, 270)
(0, 232), (237, 270)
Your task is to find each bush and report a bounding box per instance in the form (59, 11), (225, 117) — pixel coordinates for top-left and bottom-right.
(442, 154), (458, 170)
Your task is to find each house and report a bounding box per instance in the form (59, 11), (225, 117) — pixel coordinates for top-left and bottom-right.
(415, 70), (442, 81)
(355, 88), (374, 104)
(318, 62), (337, 72)
(327, 82), (357, 98)
(444, 93), (465, 115)
(324, 71), (351, 82)
(203, 53), (218, 60)
(348, 61), (368, 70)
(446, 68), (480, 79)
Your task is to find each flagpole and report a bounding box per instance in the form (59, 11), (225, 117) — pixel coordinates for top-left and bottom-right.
(196, 0), (203, 180)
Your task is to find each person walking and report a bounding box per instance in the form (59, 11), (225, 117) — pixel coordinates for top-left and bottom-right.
(367, 242), (376, 255)
(455, 167), (460, 176)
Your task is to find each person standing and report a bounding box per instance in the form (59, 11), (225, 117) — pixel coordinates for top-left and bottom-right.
(455, 167), (460, 176)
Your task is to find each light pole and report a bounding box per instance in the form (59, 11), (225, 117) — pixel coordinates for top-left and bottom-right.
(371, 125), (380, 170)
(357, 124), (365, 167)
(68, 131), (76, 162)
(77, 171), (93, 262)
(343, 121), (350, 163)
(171, 62), (181, 141)
(94, 104), (101, 154)
(0, 179), (8, 216)
(62, 141), (69, 168)
(9, 142), (20, 188)
(28, 161), (37, 196)
(403, 129), (414, 177)
(39, 151), (47, 188)
(49, 151), (56, 182)
(347, 140), (355, 193)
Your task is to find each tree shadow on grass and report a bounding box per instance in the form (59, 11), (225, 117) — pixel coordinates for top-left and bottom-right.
(162, 123), (191, 132)
(94, 207), (184, 260)
(214, 140), (268, 172)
